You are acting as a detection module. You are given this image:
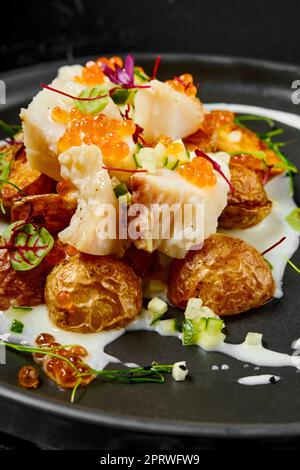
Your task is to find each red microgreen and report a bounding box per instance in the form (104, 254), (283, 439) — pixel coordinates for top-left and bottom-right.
(41, 83), (108, 101)
(261, 236), (286, 256)
(152, 55), (161, 80)
(195, 149), (235, 192)
(132, 123), (145, 145)
(0, 220), (54, 271)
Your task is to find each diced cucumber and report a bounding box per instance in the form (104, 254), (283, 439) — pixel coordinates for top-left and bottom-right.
(244, 332), (263, 346)
(154, 143), (167, 168)
(157, 318), (178, 336)
(114, 182), (128, 198)
(198, 317), (208, 332)
(198, 331), (226, 349)
(184, 298), (203, 319)
(206, 318), (224, 336)
(182, 319), (200, 345)
(148, 297), (168, 320)
(138, 148), (157, 174)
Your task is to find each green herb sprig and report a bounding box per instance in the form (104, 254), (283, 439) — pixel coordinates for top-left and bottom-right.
(0, 340), (174, 403)
(234, 114), (298, 194)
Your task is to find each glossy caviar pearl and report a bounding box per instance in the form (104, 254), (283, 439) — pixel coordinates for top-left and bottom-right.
(166, 73), (197, 97)
(167, 142), (185, 156)
(75, 56), (123, 85)
(36, 333), (55, 346)
(65, 244), (79, 257)
(18, 365), (40, 389)
(57, 110), (134, 165)
(51, 106), (69, 124)
(69, 345), (88, 357)
(178, 156), (217, 187)
(56, 291), (73, 309)
(45, 243), (66, 265)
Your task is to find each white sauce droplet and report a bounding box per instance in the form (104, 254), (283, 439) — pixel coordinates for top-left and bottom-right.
(238, 374), (280, 386)
(212, 365), (219, 370)
(221, 364), (229, 370)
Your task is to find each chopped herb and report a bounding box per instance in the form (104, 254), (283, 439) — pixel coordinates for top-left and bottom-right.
(74, 86), (109, 114)
(11, 306), (33, 312)
(264, 258), (273, 270)
(10, 319), (24, 334)
(133, 154), (142, 169)
(113, 182), (128, 198)
(110, 87), (132, 105)
(234, 114), (274, 129)
(134, 67), (150, 84)
(0, 120), (22, 137)
(287, 258), (300, 274)
(286, 208), (300, 232)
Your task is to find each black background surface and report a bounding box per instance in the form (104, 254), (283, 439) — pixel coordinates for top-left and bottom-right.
(1, 0), (300, 72)
(1, 0), (300, 452)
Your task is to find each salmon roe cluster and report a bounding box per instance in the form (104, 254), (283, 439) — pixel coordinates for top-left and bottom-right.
(75, 56), (123, 86)
(178, 156), (217, 187)
(34, 333), (93, 389)
(166, 73), (197, 97)
(54, 108), (136, 165)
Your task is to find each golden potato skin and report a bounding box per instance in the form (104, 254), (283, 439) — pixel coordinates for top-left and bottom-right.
(168, 234), (275, 316)
(11, 194), (76, 236)
(45, 254), (143, 333)
(1, 148), (56, 210)
(218, 162), (272, 229)
(0, 250), (51, 309)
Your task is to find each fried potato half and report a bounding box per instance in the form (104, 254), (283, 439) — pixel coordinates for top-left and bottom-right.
(11, 194), (76, 236)
(218, 161), (272, 229)
(0, 250), (51, 309)
(168, 233), (275, 316)
(184, 110), (283, 179)
(1, 145), (56, 210)
(45, 254), (143, 333)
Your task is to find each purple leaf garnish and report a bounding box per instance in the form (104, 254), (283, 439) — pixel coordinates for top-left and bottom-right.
(101, 55), (150, 89)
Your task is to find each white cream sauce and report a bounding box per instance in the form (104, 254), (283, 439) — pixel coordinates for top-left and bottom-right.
(0, 104), (300, 375)
(238, 374), (281, 385)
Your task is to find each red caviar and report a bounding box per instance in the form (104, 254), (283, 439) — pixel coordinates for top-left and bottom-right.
(56, 108), (135, 166)
(166, 73), (197, 97)
(18, 365), (40, 389)
(75, 56), (123, 86)
(178, 156), (217, 187)
(56, 291), (73, 309)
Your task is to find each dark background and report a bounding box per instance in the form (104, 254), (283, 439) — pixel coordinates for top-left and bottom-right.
(1, 0), (300, 452)
(1, 0), (300, 72)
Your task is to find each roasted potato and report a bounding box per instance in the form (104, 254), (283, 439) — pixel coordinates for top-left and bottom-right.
(168, 233), (275, 316)
(184, 110), (283, 179)
(45, 254), (143, 333)
(0, 144), (56, 211)
(218, 161), (272, 229)
(0, 250), (51, 309)
(11, 194), (76, 236)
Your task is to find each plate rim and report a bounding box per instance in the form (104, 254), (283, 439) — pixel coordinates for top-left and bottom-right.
(1, 53), (300, 438)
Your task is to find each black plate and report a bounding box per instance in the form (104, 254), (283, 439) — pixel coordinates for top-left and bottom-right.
(1, 54), (300, 439)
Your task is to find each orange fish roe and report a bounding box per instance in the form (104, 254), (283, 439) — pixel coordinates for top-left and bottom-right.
(167, 141), (185, 156)
(57, 108), (136, 166)
(75, 56), (123, 86)
(45, 241), (66, 266)
(166, 73), (197, 97)
(51, 106), (69, 124)
(56, 291), (73, 309)
(18, 365), (40, 389)
(178, 156), (217, 187)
